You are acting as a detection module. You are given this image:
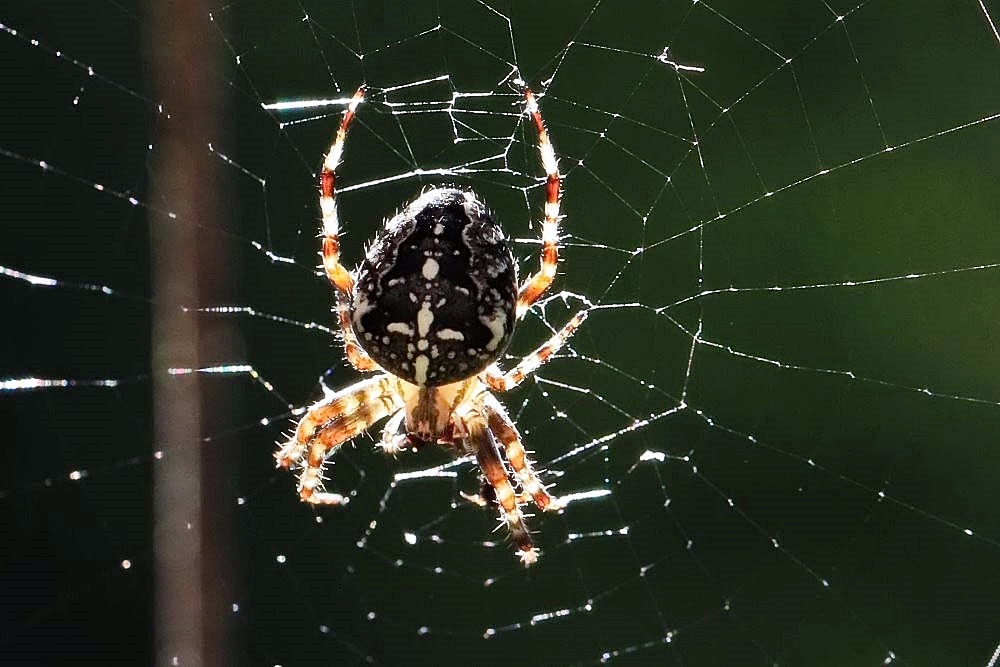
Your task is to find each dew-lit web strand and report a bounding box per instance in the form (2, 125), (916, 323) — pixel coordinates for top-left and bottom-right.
(6, 2), (990, 298)
(535, 44), (708, 235)
(989, 638), (1000, 667)
(978, 0), (1000, 45)
(10, 0), (997, 505)
(0, 364), (296, 501)
(189, 306), (337, 335)
(531, 2), (882, 273)
(334, 5), (1000, 656)
(0, 30), (310, 278)
(193, 3), (1000, 636)
(826, 8), (889, 150)
(624, 460), (775, 663)
(209, 7), (338, 209)
(251, 9), (528, 196)
(0, 271), (325, 411)
(668, 7), (873, 185)
(11, 49), (996, 580)
(355, 452), (613, 579)
(253, 40), (974, 667)
(0, 22), (158, 105)
(0, 377), (123, 391)
(669, 261), (1000, 309)
(563, 286), (1000, 452)
(7, 2), (1000, 663)
(661, 408), (1000, 551)
(503, 346), (684, 639)
(537, 30), (904, 299)
(0, 147), (153, 212)
(271, 88), (537, 162)
(639, 107), (1000, 256)
(527, 41), (738, 305)
(203, 253), (1000, 626)
(297, 6), (358, 93)
(0, 264), (126, 298)
(7, 15), (514, 281)
(580, 290), (1000, 414)
(695, 334), (1000, 409)
(263, 80), (535, 189)
(0, 446), (168, 502)
(4, 130), (446, 277)
(521, 392), (985, 663)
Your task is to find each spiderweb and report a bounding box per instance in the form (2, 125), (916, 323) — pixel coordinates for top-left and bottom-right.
(4, 0), (1000, 664)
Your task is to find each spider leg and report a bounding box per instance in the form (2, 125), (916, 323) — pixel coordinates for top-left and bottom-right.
(466, 412), (540, 566)
(483, 394), (559, 512)
(481, 310), (587, 392)
(276, 374), (402, 504)
(517, 87), (562, 320)
(320, 85), (379, 372)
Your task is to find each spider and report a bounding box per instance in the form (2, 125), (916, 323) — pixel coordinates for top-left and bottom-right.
(275, 84), (586, 566)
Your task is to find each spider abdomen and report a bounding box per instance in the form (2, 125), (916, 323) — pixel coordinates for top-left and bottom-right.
(352, 187), (517, 386)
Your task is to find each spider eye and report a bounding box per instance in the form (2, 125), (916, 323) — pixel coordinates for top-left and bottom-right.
(351, 187), (518, 386)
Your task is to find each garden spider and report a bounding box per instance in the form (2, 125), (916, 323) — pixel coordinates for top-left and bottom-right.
(275, 84), (586, 565)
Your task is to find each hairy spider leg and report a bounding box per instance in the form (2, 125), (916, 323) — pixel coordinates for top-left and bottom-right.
(483, 396), (557, 512)
(320, 85), (379, 372)
(482, 310), (587, 392)
(466, 413), (540, 566)
(516, 88), (563, 319)
(276, 374), (403, 504)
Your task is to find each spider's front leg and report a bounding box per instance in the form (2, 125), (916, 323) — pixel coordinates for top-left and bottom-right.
(517, 87), (563, 319)
(277, 374), (402, 504)
(482, 310), (587, 393)
(319, 85), (379, 373)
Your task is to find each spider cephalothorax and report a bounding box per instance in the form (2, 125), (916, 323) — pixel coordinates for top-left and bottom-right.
(276, 85), (585, 565)
(352, 187), (517, 386)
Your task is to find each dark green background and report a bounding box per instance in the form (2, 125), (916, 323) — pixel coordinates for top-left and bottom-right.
(2, 1), (999, 665)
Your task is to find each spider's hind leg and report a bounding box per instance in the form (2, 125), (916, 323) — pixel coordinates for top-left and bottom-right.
(465, 409), (542, 566)
(277, 374), (402, 504)
(483, 395), (558, 512)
